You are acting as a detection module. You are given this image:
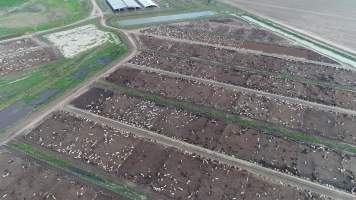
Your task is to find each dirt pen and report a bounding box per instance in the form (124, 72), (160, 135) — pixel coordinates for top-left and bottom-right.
(24, 111), (329, 199)
(0, 148), (120, 199)
(104, 67), (356, 147)
(71, 86), (356, 192)
(0, 38), (59, 76)
(11, 16), (356, 199)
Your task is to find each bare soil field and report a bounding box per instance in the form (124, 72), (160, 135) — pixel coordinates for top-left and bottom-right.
(24, 111), (331, 199)
(226, 0), (356, 53)
(71, 87), (356, 192)
(130, 51), (356, 111)
(0, 38), (59, 76)
(141, 18), (336, 63)
(105, 67), (356, 146)
(137, 35), (356, 88)
(0, 148), (121, 200)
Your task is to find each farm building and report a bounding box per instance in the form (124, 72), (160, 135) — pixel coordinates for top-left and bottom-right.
(106, 0), (127, 11)
(137, 0), (158, 8)
(124, 0), (141, 9)
(106, 0), (157, 12)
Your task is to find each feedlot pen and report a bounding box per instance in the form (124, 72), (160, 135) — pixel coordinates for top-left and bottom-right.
(6, 17), (356, 200)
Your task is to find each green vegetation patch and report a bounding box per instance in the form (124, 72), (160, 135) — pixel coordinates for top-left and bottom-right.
(9, 142), (152, 200)
(0, 41), (126, 110)
(97, 81), (356, 155)
(0, 28), (127, 133)
(0, 0), (27, 7)
(0, 0), (91, 38)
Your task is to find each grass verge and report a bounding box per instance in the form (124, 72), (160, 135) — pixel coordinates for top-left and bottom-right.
(0, 0), (27, 7)
(8, 142), (151, 200)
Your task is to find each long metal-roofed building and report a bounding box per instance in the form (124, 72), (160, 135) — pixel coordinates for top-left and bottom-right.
(123, 0), (141, 9)
(136, 0), (158, 8)
(106, 0), (127, 11)
(106, 0), (142, 12)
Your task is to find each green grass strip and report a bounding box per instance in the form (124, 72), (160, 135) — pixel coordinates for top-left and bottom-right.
(9, 142), (152, 200)
(98, 81), (356, 155)
(0, 0), (26, 7)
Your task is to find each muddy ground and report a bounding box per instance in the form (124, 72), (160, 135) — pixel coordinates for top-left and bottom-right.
(105, 67), (356, 146)
(24, 111), (331, 200)
(71, 87), (356, 192)
(141, 18), (335, 64)
(144, 18), (292, 46)
(130, 50), (356, 110)
(137, 35), (356, 88)
(0, 38), (37, 55)
(0, 147), (122, 200)
(0, 38), (59, 76)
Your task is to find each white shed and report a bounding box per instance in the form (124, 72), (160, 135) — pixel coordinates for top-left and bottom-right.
(106, 0), (127, 11)
(136, 0), (158, 8)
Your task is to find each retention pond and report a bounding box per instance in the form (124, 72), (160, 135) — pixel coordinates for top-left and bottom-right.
(118, 11), (216, 26)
